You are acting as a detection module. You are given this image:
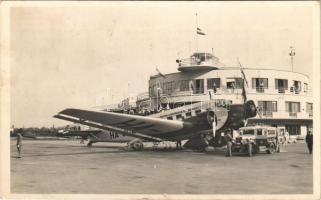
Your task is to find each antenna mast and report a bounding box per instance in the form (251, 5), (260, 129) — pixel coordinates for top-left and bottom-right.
(195, 13), (198, 52)
(289, 46), (295, 72)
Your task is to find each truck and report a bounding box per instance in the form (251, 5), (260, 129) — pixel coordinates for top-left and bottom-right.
(230, 126), (281, 157)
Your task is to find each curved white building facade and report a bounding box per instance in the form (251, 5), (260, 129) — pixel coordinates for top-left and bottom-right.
(147, 56), (313, 137)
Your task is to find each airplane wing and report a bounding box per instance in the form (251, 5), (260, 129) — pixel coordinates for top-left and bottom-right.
(54, 108), (191, 142)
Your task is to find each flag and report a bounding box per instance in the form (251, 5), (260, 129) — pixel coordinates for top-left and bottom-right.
(241, 82), (247, 103)
(156, 68), (166, 79)
(238, 61), (248, 103)
(239, 66), (248, 87)
(197, 27), (206, 35)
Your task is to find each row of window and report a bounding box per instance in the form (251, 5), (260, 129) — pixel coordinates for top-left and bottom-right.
(150, 78), (309, 95)
(257, 101), (313, 114)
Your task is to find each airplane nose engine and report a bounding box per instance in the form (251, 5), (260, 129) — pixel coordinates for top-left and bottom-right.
(244, 100), (257, 118)
(206, 107), (228, 130)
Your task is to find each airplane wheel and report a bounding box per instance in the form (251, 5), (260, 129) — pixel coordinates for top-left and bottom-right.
(266, 143), (276, 154)
(132, 142), (144, 151)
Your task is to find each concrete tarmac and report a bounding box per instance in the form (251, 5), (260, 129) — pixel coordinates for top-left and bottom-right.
(10, 139), (312, 194)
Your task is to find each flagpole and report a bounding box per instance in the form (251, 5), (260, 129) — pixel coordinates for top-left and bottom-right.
(195, 13), (198, 52)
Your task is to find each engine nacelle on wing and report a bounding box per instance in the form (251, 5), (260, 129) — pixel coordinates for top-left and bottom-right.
(127, 138), (144, 151)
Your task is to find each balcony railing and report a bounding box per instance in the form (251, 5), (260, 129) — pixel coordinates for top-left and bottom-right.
(277, 88), (286, 94)
(152, 85), (311, 98)
(193, 88), (205, 94)
(178, 57), (216, 68)
(289, 112), (298, 118)
(255, 87), (265, 93)
(262, 111), (273, 117)
(290, 87), (301, 94)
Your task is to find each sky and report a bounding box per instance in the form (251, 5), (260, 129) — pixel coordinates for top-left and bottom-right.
(8, 2), (318, 127)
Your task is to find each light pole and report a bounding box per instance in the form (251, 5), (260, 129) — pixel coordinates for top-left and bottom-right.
(289, 46), (295, 72)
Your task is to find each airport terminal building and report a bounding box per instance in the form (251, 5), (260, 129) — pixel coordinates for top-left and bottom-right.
(136, 52), (313, 137)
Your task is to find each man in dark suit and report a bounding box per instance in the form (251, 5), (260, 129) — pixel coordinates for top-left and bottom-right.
(305, 131), (313, 154)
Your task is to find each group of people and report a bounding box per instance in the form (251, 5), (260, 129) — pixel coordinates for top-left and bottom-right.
(278, 129), (313, 154)
(222, 128), (313, 156)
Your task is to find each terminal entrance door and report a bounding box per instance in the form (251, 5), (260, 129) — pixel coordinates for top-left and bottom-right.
(285, 125), (301, 135)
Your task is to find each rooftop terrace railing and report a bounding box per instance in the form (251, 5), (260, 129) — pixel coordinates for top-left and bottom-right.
(149, 99), (227, 119)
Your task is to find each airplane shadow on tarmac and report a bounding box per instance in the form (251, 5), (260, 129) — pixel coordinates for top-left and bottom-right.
(12, 145), (296, 158)
(10, 149), (135, 158)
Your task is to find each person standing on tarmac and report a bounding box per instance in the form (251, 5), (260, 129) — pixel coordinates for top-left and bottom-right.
(284, 130), (289, 146)
(277, 130), (285, 152)
(305, 131), (313, 154)
(16, 133), (23, 158)
(225, 129), (233, 157)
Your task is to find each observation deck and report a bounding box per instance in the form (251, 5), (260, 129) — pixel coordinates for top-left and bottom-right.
(177, 52), (224, 72)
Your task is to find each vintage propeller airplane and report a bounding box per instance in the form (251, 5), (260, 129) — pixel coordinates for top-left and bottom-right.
(54, 99), (257, 150)
(54, 68), (257, 151)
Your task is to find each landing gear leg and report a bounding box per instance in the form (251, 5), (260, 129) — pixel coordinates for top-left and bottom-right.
(87, 141), (93, 147)
(152, 142), (159, 150)
(176, 140), (182, 150)
(226, 141), (232, 157)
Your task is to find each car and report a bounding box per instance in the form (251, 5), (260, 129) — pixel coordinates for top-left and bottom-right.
(296, 135), (305, 140)
(231, 126), (281, 157)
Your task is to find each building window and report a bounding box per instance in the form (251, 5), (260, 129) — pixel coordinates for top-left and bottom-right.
(252, 78), (268, 93)
(152, 85), (157, 96)
(275, 79), (288, 93)
(285, 101), (300, 113)
(258, 101), (277, 117)
(291, 80), (301, 94)
(207, 78), (221, 91)
(285, 125), (301, 135)
(194, 79), (204, 94)
(179, 80), (190, 92)
(226, 78), (243, 89)
(163, 81), (174, 95)
(304, 83), (308, 93)
(306, 103), (313, 116)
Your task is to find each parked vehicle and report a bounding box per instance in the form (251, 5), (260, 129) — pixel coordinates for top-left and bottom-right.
(231, 126), (281, 156)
